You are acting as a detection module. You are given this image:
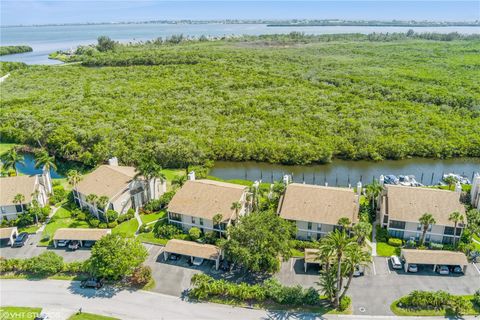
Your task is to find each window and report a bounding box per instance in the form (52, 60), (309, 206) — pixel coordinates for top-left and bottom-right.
(199, 218), (204, 226)
(1, 207), (5, 214)
(443, 236), (454, 244)
(383, 215), (389, 224)
(455, 228), (462, 236)
(169, 212), (182, 221)
(417, 224), (422, 231)
(388, 229), (404, 239)
(191, 217), (196, 224)
(427, 224), (432, 232)
(307, 232), (312, 241)
(219, 223), (227, 231)
(307, 222), (312, 230)
(317, 224), (322, 231)
(15, 205), (23, 213)
(425, 234), (431, 242)
(389, 220), (406, 230)
(444, 226), (454, 235)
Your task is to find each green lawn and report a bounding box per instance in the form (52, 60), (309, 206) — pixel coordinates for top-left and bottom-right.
(136, 231), (168, 245)
(67, 312), (119, 320)
(39, 206), (89, 246)
(376, 242), (400, 257)
(18, 224), (41, 234)
(0, 143), (18, 155)
(290, 248), (304, 258)
(112, 218), (139, 237)
(391, 295), (480, 316)
(141, 211), (166, 224)
(0, 306), (42, 320)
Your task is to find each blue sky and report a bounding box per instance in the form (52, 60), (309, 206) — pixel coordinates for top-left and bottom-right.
(1, 1), (479, 26)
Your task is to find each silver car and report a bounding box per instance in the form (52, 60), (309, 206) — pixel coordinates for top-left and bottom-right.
(407, 264), (418, 273)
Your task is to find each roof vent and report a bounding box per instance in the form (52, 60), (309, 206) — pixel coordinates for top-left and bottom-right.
(108, 157), (119, 166)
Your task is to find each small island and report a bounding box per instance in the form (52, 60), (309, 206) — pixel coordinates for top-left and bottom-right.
(0, 45), (33, 56)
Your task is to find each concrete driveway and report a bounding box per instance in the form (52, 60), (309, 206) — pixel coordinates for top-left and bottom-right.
(0, 232), (91, 262)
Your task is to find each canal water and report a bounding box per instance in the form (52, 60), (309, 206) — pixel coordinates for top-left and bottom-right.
(210, 158), (480, 186)
(16, 153), (64, 179)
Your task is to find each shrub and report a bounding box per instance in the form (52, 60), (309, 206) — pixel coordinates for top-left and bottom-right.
(99, 222), (107, 229)
(49, 186), (67, 204)
(429, 242), (443, 250)
(158, 191), (175, 208)
(139, 224), (151, 233)
(338, 296), (351, 311)
(388, 238), (403, 247)
(376, 225), (389, 242)
(76, 212), (86, 221)
(64, 261), (85, 273)
(154, 224), (183, 239)
(16, 213), (34, 227)
(117, 214), (130, 223)
(106, 210), (119, 222)
(89, 219), (100, 227)
(144, 199), (162, 212)
(26, 252), (64, 275)
(107, 221), (118, 228)
(126, 208), (135, 216)
(204, 231), (217, 244)
(129, 265), (152, 286)
(473, 290), (480, 306)
(405, 239), (416, 248)
(189, 227), (201, 241)
(290, 239), (315, 250)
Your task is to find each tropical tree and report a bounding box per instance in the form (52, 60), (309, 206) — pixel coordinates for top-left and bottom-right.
(171, 174), (187, 189)
(365, 180), (383, 211)
(85, 194), (98, 215)
(135, 158), (165, 202)
(30, 190), (41, 224)
(67, 169), (82, 190)
(419, 213), (436, 246)
(352, 221), (372, 245)
(466, 209), (480, 235)
(212, 213), (223, 230)
(0, 148), (24, 175)
(230, 201), (242, 220)
(97, 195), (110, 222)
(34, 150), (57, 172)
(337, 217), (351, 231)
(448, 211), (464, 247)
(13, 193), (26, 213)
(443, 176), (458, 191)
(339, 244), (371, 301)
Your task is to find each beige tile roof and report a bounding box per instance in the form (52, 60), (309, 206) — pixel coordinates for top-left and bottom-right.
(53, 228), (111, 241)
(75, 165), (137, 199)
(164, 239), (221, 260)
(304, 248), (320, 264)
(278, 183), (359, 225)
(0, 227), (18, 239)
(168, 180), (247, 221)
(401, 249), (468, 266)
(0, 176), (37, 205)
(385, 185), (466, 226)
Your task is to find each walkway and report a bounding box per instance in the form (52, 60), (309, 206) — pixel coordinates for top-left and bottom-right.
(134, 208), (142, 236)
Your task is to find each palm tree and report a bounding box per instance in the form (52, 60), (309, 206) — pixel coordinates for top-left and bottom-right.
(13, 193), (26, 213)
(97, 195), (110, 222)
(85, 194), (98, 215)
(135, 159), (165, 202)
(213, 213), (223, 230)
(321, 230), (356, 309)
(365, 180), (383, 211)
(34, 150), (57, 172)
(352, 221), (372, 245)
(337, 217), (351, 231)
(67, 169), (82, 189)
(172, 174), (187, 189)
(230, 201), (242, 221)
(449, 211), (464, 247)
(339, 244), (371, 301)
(1, 148), (24, 176)
(419, 213), (436, 246)
(443, 176), (458, 191)
(31, 190), (40, 224)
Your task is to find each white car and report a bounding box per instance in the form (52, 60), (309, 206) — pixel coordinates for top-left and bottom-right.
(436, 265), (450, 275)
(56, 240), (69, 247)
(407, 264), (418, 273)
(390, 256), (402, 269)
(192, 257), (204, 266)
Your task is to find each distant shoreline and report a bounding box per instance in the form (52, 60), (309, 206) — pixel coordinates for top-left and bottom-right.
(2, 20), (479, 29)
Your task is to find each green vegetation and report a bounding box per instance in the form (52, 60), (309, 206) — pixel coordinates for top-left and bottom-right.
(391, 290), (480, 316)
(376, 242), (400, 257)
(140, 210), (166, 224)
(112, 217), (139, 237)
(1, 34), (479, 167)
(0, 306), (42, 320)
(39, 207), (89, 246)
(67, 313), (119, 320)
(0, 143), (18, 155)
(0, 46), (33, 56)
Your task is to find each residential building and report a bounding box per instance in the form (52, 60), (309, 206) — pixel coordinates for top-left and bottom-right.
(73, 160), (165, 216)
(167, 178), (249, 234)
(471, 172), (480, 208)
(379, 185), (466, 244)
(0, 169), (52, 221)
(277, 183), (360, 241)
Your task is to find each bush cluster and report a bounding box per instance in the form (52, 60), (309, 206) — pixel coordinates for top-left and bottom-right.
(0, 252), (86, 276)
(49, 185), (68, 205)
(375, 226), (389, 242)
(388, 238), (403, 247)
(398, 290), (473, 314)
(154, 224), (184, 239)
(190, 274), (327, 307)
(289, 239), (316, 250)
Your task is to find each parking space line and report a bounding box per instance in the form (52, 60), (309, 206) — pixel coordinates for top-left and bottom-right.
(371, 259), (376, 276)
(385, 258), (391, 274)
(473, 263), (480, 275)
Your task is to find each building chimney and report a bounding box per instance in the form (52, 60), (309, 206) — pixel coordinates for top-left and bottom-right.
(108, 157), (119, 166)
(357, 181), (362, 197)
(188, 171), (196, 181)
(379, 175), (385, 187)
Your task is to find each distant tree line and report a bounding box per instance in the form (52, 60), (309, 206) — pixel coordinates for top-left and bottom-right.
(0, 45), (33, 56)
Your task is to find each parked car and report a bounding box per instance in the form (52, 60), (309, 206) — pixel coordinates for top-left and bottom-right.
(192, 257), (204, 266)
(436, 265), (450, 275)
(169, 253), (180, 261)
(407, 264), (418, 273)
(80, 278), (103, 289)
(12, 232), (29, 248)
(83, 240), (95, 248)
(390, 255), (403, 269)
(68, 240), (80, 251)
(220, 260), (231, 272)
(56, 240), (69, 247)
(353, 265), (364, 277)
(451, 265), (463, 274)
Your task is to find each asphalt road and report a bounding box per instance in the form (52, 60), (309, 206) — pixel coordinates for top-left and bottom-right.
(2, 280), (477, 320)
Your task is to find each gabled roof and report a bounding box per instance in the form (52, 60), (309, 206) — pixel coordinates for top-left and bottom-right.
(0, 175), (37, 205)
(401, 249), (467, 266)
(385, 185), (465, 226)
(53, 228), (111, 241)
(167, 179), (247, 221)
(278, 183), (359, 225)
(164, 239), (221, 260)
(75, 165), (137, 199)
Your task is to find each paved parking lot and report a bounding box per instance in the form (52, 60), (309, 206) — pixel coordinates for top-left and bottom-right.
(275, 256), (479, 316)
(0, 232), (91, 262)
